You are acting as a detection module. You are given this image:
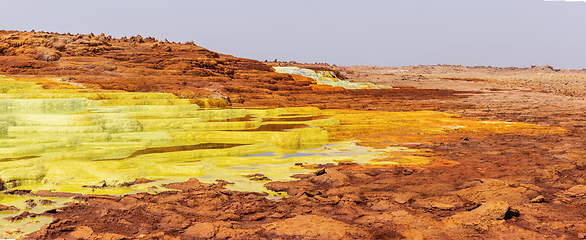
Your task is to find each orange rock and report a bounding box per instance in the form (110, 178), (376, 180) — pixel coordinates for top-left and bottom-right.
(0, 30), (474, 111)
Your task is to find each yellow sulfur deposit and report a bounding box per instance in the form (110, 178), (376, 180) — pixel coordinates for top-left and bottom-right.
(0, 75), (565, 195)
(321, 109), (565, 150)
(0, 74), (571, 238)
(0, 76), (339, 192)
(273, 66), (392, 89)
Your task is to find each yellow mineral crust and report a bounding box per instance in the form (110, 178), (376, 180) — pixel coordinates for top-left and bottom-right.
(273, 66), (391, 89)
(0, 77), (339, 191)
(0, 76), (566, 195)
(322, 109), (565, 149)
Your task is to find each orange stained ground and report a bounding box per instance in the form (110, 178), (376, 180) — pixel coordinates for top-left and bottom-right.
(309, 109), (566, 169)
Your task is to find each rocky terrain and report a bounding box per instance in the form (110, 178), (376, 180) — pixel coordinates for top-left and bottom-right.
(0, 30), (475, 111)
(1, 30), (586, 239)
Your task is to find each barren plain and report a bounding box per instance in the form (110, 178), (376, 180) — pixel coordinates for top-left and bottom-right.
(1, 30), (586, 239)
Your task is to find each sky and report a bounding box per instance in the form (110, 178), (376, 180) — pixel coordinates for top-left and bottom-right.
(1, 0), (585, 69)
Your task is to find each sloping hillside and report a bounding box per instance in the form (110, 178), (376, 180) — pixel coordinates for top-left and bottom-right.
(0, 30), (472, 111)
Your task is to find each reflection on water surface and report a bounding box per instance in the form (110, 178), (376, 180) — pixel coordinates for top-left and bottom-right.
(98, 143), (248, 161)
(234, 124), (311, 132)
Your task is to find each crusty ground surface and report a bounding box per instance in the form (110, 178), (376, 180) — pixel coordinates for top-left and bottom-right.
(19, 65), (586, 239)
(3, 31), (586, 239)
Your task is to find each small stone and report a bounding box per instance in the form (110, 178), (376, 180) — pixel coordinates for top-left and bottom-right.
(309, 168), (350, 187)
(564, 185), (586, 197)
(450, 201), (519, 228)
(0, 204), (19, 211)
(370, 200), (393, 211)
(268, 212), (285, 219)
(341, 194), (364, 203)
(394, 192), (419, 204)
(158, 214), (189, 230)
(4, 211), (36, 222)
(25, 199), (37, 208)
(68, 226), (95, 239)
(40, 199), (56, 205)
(315, 195), (341, 205)
(476, 201), (515, 221)
(183, 222), (217, 239)
(101, 233), (127, 240)
(411, 195), (466, 211)
(325, 168), (350, 181)
(2, 189), (32, 195)
(529, 195), (545, 203)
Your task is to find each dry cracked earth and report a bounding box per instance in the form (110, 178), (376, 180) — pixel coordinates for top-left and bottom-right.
(2, 30), (586, 239)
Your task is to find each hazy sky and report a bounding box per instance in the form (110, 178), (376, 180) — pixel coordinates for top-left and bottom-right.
(1, 0), (585, 69)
